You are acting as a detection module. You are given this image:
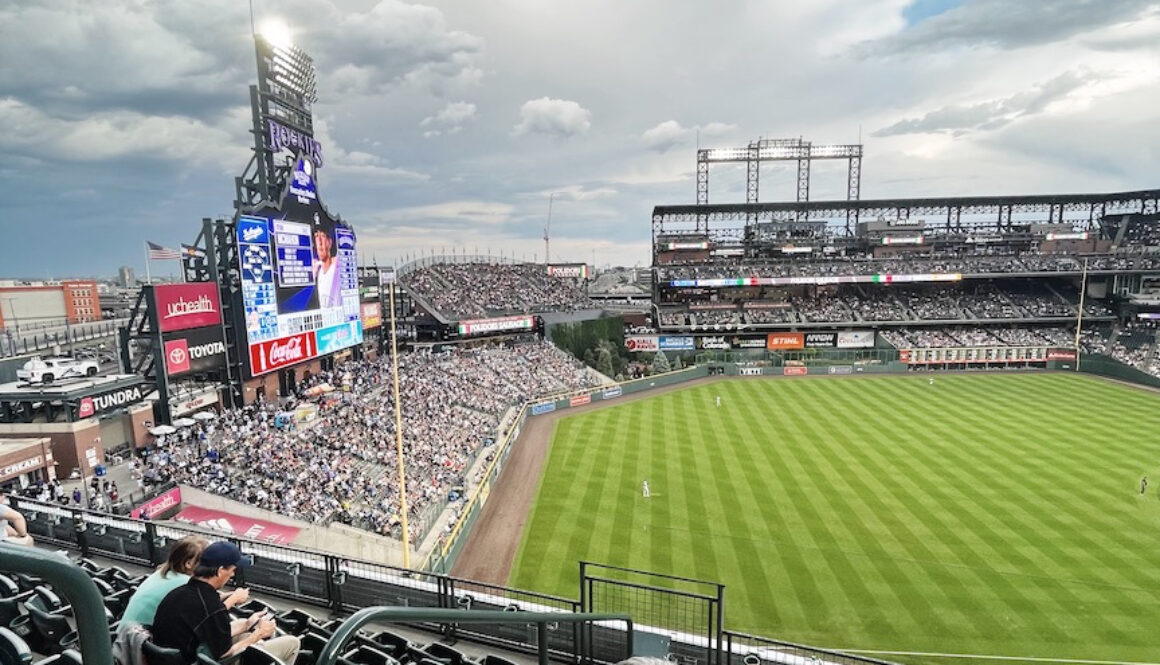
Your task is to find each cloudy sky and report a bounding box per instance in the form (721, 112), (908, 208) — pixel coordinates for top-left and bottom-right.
(1, 0), (1158, 279)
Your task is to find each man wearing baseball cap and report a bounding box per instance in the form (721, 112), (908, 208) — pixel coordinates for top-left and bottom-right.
(152, 541), (299, 664)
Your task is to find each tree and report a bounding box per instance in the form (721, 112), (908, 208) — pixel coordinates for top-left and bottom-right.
(652, 351), (671, 374)
(595, 345), (615, 378)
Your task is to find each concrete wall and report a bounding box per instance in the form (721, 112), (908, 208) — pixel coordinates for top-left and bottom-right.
(178, 485), (405, 566)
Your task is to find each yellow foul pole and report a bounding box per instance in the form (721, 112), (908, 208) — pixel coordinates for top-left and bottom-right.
(388, 278), (410, 568)
(1073, 257), (1088, 373)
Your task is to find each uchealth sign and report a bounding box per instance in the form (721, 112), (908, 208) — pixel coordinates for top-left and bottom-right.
(153, 283), (222, 333)
(163, 326), (226, 378)
(767, 333), (805, 350)
(130, 486), (182, 519)
(625, 336), (659, 352)
(250, 331), (316, 376)
(77, 382), (147, 419)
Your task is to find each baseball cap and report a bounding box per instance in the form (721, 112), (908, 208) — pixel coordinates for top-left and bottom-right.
(200, 541), (251, 569)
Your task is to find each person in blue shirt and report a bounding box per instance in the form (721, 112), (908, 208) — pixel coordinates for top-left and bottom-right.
(119, 536), (249, 630)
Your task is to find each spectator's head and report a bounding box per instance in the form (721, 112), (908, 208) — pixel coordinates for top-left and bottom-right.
(159, 535), (209, 578)
(192, 541), (251, 587)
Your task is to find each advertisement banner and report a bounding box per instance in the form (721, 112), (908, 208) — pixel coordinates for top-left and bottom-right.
(360, 302), (382, 330)
(174, 506), (300, 545)
(249, 331), (317, 376)
(1047, 349), (1077, 361)
(153, 283), (222, 333)
(625, 336), (659, 352)
(316, 320), (363, 355)
(767, 333), (805, 350)
(837, 331), (875, 349)
(602, 385), (623, 399)
(731, 336), (768, 349)
(162, 326), (226, 378)
(531, 401), (556, 415)
(827, 365), (854, 375)
(899, 349), (912, 363)
(697, 336), (731, 351)
(783, 366), (808, 376)
(804, 332), (837, 348)
(740, 367), (763, 376)
(172, 390), (219, 417)
(457, 315), (535, 336)
(569, 394), (592, 407)
(130, 486), (182, 519)
(659, 336), (695, 351)
(77, 381), (147, 419)
(547, 264), (590, 279)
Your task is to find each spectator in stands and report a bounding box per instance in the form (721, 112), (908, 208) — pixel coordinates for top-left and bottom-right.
(0, 496), (32, 546)
(152, 541), (299, 664)
(120, 536), (251, 630)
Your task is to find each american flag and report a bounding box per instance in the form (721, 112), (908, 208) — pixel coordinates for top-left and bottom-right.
(147, 241), (181, 260)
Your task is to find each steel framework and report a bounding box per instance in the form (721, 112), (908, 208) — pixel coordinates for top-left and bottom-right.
(696, 137), (863, 215)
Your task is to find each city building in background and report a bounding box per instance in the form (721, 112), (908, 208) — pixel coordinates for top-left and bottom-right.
(0, 280), (102, 330)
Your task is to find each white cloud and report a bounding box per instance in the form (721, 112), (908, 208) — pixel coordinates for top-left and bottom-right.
(641, 120), (687, 152)
(372, 200), (515, 226)
(420, 101), (477, 137)
(0, 97), (247, 168)
(698, 122), (738, 137)
(512, 98), (592, 137)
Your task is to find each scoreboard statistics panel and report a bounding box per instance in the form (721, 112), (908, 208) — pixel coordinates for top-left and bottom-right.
(237, 214), (363, 374)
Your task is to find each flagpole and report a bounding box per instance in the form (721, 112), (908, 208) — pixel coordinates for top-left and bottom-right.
(144, 242), (152, 284)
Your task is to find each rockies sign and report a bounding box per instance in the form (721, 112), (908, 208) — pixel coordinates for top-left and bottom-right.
(162, 326), (227, 378)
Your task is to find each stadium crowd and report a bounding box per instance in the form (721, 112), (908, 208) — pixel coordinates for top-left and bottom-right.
(658, 284), (1106, 327)
(138, 341), (602, 543)
(403, 263), (592, 319)
(658, 253), (1160, 281)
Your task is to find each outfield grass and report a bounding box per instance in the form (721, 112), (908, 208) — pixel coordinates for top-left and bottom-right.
(509, 373), (1160, 664)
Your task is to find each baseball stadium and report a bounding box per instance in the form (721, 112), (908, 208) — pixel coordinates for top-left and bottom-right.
(5, 17), (1160, 665)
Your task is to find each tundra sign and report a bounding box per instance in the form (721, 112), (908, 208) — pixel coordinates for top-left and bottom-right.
(76, 382), (147, 419)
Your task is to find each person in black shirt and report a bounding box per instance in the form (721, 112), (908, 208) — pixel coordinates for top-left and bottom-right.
(152, 541), (299, 663)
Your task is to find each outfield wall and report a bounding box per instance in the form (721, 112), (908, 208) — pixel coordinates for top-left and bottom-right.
(1071, 353), (1160, 389)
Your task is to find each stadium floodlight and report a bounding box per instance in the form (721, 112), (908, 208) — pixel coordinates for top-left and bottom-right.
(259, 18), (293, 51)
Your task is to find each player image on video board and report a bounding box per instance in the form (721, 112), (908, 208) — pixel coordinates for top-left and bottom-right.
(312, 219), (342, 309)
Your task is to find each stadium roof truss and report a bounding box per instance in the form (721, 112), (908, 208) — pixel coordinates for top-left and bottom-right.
(696, 138), (863, 225)
(652, 188), (1160, 246)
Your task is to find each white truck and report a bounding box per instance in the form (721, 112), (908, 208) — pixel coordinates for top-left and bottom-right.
(17, 356), (100, 384)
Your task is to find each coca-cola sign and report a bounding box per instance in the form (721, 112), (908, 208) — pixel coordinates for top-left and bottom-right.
(249, 331), (316, 376)
(153, 283), (222, 333)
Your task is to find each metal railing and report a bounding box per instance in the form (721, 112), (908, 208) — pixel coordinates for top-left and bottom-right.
(317, 607), (632, 665)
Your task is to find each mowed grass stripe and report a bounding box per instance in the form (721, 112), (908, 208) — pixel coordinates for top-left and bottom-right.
(792, 380), (1001, 646)
(841, 380), (1087, 649)
(929, 378), (1160, 597)
(769, 382), (945, 643)
(508, 374), (1160, 662)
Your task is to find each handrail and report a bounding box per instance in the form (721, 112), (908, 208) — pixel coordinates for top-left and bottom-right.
(316, 607), (633, 665)
(0, 543), (113, 665)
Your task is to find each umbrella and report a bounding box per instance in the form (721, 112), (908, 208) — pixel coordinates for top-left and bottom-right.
(192, 411), (217, 421)
(149, 425), (177, 436)
(173, 418), (197, 428)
